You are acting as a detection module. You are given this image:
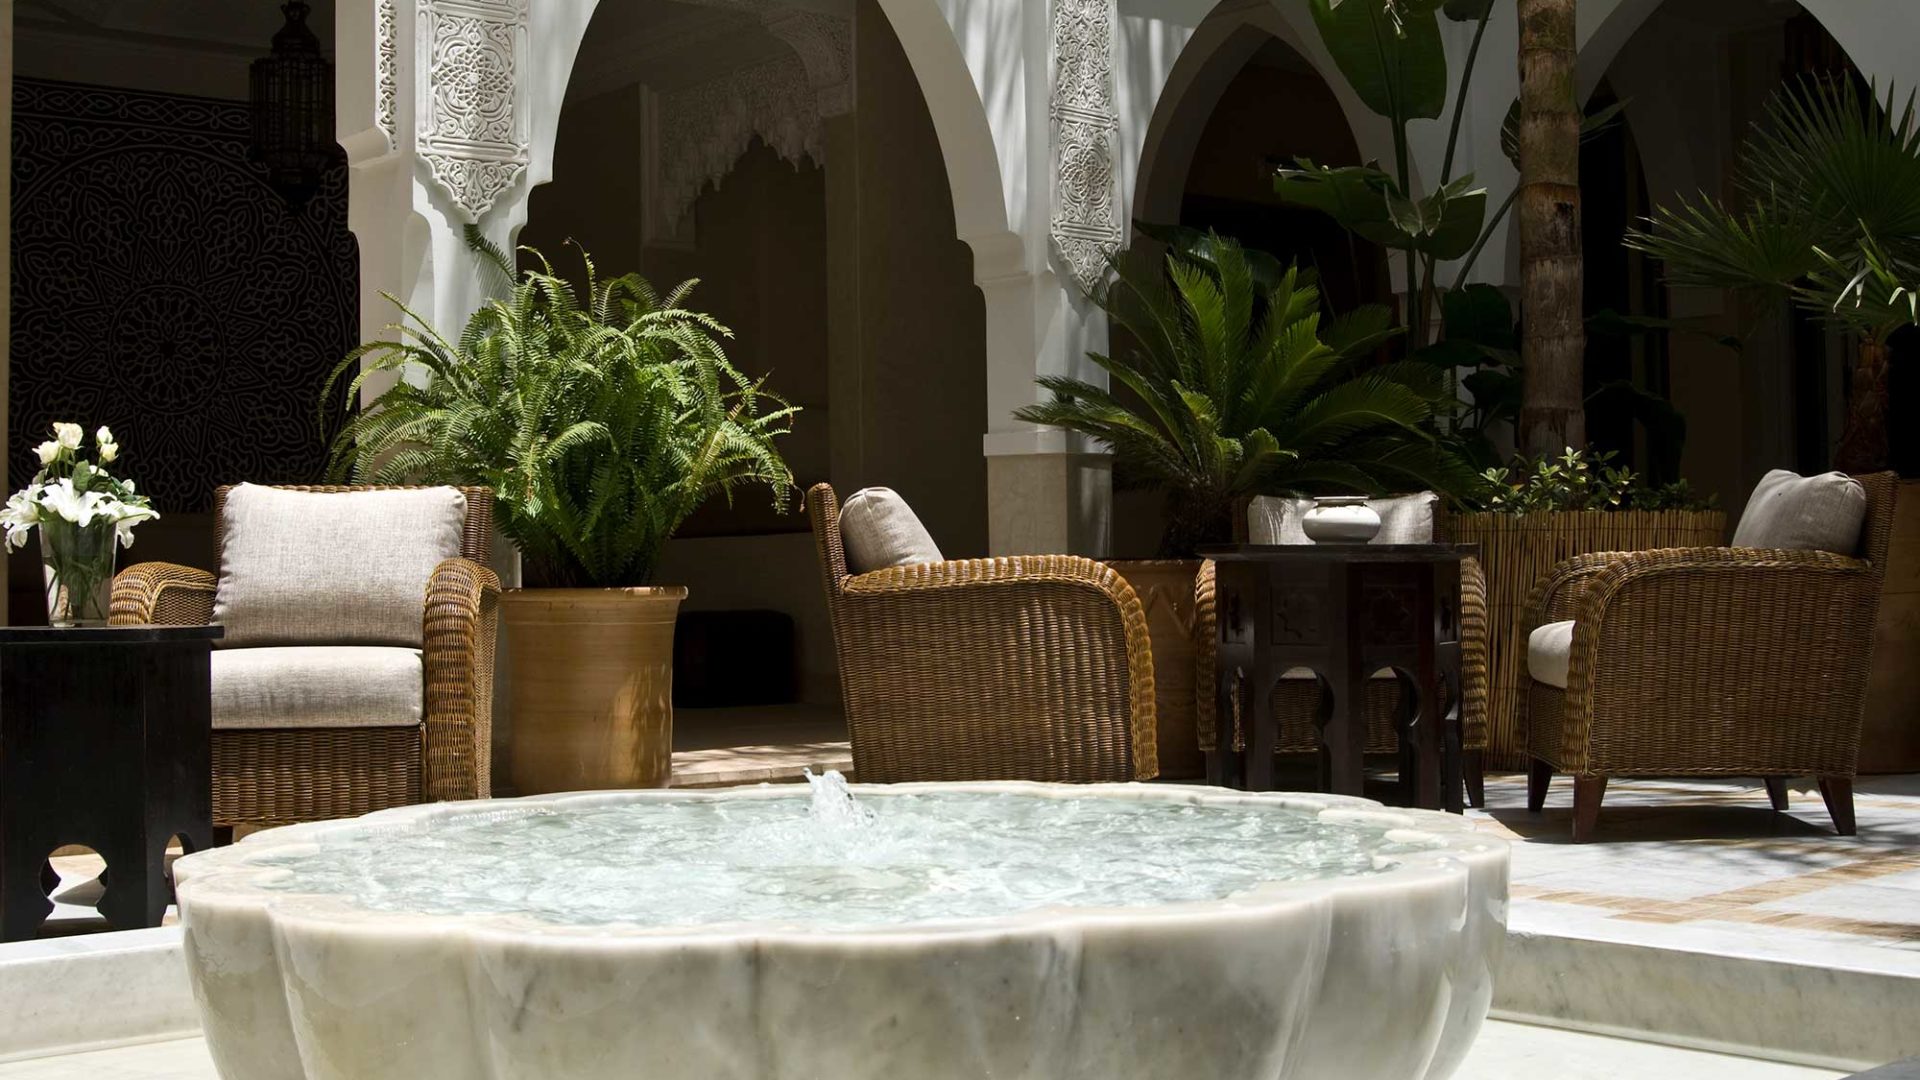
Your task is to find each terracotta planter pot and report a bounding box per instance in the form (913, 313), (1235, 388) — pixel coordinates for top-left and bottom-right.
(1108, 559), (1205, 780)
(1861, 479), (1920, 774)
(503, 586), (687, 794)
(1452, 509), (1728, 769)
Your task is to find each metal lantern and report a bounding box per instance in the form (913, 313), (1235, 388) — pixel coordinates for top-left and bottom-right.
(250, 1), (337, 209)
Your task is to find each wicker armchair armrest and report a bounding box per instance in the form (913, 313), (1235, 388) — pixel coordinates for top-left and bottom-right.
(422, 556), (502, 802)
(1524, 551), (1635, 631)
(110, 563), (217, 626)
(1459, 554), (1490, 750)
(842, 556), (1158, 780)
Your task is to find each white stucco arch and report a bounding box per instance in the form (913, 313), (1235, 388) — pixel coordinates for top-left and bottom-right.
(1128, 4), (1395, 236)
(1121, 0), (1399, 239)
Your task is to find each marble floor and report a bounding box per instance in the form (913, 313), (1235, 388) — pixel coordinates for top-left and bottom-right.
(0, 1021), (1850, 1079)
(1471, 772), (1920, 970)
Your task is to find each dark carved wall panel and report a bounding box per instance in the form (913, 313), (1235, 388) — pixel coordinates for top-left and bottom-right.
(10, 79), (357, 511)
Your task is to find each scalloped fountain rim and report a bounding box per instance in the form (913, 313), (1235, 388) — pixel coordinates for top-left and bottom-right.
(173, 782), (1508, 941)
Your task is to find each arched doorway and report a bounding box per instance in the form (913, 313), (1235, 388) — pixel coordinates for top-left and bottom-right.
(1583, 0), (1871, 503)
(523, 0), (990, 718)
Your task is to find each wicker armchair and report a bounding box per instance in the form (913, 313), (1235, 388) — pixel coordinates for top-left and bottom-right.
(806, 484), (1157, 783)
(110, 485), (500, 829)
(1194, 500), (1491, 804)
(1524, 472), (1896, 842)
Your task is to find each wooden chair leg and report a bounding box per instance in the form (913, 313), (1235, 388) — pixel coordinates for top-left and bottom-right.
(1526, 758), (1553, 813)
(1572, 776), (1607, 843)
(1818, 778), (1856, 836)
(1464, 750), (1486, 809)
(1764, 778), (1789, 812)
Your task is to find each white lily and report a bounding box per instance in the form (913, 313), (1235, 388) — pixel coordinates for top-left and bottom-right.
(54, 423), (83, 450)
(38, 479), (108, 527)
(0, 491), (37, 551)
(112, 503), (160, 547)
(34, 441), (60, 465)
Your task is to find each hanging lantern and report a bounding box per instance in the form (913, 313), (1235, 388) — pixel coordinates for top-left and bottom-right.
(250, 1), (337, 209)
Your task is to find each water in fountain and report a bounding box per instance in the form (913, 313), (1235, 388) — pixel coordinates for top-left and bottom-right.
(805, 768), (873, 829)
(247, 787), (1435, 931)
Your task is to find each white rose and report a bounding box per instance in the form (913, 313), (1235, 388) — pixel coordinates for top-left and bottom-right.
(34, 441), (59, 465)
(96, 426), (114, 446)
(99, 442), (119, 464)
(54, 423), (83, 450)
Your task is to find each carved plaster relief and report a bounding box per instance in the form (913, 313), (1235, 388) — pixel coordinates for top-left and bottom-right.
(376, 0), (397, 147)
(763, 10), (855, 117)
(416, 0), (529, 221)
(1050, 0), (1122, 293)
(655, 55), (824, 234)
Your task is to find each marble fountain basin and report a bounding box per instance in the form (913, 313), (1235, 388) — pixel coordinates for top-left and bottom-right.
(172, 781), (1508, 1080)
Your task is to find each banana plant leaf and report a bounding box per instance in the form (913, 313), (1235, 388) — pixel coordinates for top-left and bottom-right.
(1275, 162), (1487, 260)
(1309, 0), (1447, 126)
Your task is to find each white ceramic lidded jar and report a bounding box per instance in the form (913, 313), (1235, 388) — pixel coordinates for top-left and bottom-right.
(1301, 496), (1383, 543)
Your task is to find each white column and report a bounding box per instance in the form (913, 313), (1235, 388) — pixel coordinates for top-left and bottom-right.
(339, 0), (600, 396)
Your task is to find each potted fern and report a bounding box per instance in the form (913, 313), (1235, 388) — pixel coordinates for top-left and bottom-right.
(327, 240), (796, 793)
(1017, 233), (1477, 777)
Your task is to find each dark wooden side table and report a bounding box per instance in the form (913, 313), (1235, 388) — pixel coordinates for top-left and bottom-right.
(0, 625), (222, 941)
(1199, 544), (1472, 813)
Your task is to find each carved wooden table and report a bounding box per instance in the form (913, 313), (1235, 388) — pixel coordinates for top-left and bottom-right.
(1199, 544), (1472, 813)
(0, 625), (221, 941)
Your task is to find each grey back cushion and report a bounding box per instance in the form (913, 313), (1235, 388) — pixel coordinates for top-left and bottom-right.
(214, 485), (469, 648)
(1732, 469), (1867, 556)
(839, 487), (944, 573)
(1247, 493), (1438, 546)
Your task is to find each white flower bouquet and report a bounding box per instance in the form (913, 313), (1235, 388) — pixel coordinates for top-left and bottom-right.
(2, 423), (159, 626)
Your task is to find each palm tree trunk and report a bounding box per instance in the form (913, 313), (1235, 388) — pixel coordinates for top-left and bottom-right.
(1833, 340), (1891, 474)
(1516, 0), (1586, 456)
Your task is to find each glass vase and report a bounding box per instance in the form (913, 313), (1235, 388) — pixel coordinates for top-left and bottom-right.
(39, 518), (118, 627)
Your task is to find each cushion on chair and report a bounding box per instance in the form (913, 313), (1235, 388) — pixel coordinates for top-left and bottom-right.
(1528, 621), (1575, 689)
(1731, 469), (1868, 556)
(214, 485), (468, 648)
(838, 487), (944, 573)
(1247, 493), (1438, 546)
(211, 646), (423, 730)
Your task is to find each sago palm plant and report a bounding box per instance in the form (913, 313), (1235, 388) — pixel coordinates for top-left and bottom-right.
(325, 239), (797, 587)
(1626, 77), (1920, 472)
(1017, 234), (1478, 555)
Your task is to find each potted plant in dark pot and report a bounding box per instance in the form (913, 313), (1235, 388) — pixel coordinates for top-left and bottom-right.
(1017, 233), (1477, 778)
(327, 240), (796, 793)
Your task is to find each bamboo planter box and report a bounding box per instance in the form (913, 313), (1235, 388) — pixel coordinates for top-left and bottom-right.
(1453, 508), (1728, 769)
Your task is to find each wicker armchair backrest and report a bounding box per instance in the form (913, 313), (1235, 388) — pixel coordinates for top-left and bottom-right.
(805, 483), (851, 595)
(1851, 471), (1898, 586)
(212, 484), (495, 566)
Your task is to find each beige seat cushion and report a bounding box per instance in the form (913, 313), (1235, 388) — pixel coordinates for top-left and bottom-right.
(1731, 469), (1867, 556)
(1528, 621), (1575, 690)
(212, 646), (424, 730)
(839, 487), (944, 573)
(214, 485), (468, 648)
(1248, 493), (1438, 546)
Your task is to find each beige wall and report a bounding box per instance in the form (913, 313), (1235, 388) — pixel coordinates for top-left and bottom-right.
(518, 0), (989, 704)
